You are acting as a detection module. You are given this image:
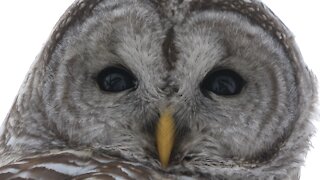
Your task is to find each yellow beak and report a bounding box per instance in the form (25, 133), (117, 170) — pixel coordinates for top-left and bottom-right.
(156, 109), (175, 168)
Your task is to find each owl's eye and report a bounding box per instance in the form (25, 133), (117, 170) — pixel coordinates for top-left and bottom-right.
(96, 67), (137, 92)
(201, 69), (245, 96)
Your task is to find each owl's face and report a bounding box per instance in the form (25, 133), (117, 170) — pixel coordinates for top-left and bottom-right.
(44, 0), (300, 170)
(5, 0), (315, 178)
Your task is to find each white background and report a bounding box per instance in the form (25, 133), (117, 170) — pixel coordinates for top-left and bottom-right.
(0, 1), (319, 179)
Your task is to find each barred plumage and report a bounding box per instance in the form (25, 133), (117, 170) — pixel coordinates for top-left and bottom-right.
(0, 150), (156, 179)
(0, 0), (317, 179)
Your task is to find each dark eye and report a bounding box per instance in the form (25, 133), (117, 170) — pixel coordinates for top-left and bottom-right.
(201, 69), (245, 96)
(96, 67), (137, 92)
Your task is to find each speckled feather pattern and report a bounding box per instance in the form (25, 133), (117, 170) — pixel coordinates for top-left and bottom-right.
(0, 0), (317, 179)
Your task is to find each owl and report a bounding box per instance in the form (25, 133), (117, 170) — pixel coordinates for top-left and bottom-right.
(0, 0), (317, 179)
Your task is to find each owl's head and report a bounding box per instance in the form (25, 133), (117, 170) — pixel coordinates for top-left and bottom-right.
(1, 0), (317, 179)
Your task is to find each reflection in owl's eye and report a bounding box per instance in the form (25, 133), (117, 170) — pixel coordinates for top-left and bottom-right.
(96, 67), (137, 92)
(201, 69), (245, 96)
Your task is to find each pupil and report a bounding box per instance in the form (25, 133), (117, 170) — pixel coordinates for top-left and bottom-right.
(104, 73), (127, 91)
(97, 67), (136, 92)
(201, 69), (245, 96)
(213, 76), (237, 94)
